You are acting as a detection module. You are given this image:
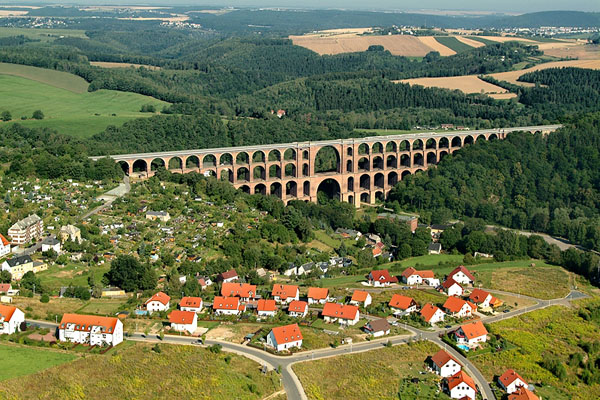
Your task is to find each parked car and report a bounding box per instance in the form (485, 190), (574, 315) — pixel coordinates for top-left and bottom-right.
(191, 339), (203, 345)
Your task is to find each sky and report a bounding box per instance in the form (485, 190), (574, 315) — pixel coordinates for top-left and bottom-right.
(27, 1), (600, 14)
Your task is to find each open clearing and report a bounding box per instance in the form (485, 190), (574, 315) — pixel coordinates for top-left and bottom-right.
(489, 59), (600, 86)
(0, 344), (77, 381)
(0, 27), (87, 42)
(0, 343), (282, 399)
(0, 62), (88, 93)
(0, 73), (168, 137)
(90, 61), (161, 70)
(454, 36), (486, 48)
(540, 43), (600, 60)
(418, 36), (456, 56)
(398, 75), (515, 98)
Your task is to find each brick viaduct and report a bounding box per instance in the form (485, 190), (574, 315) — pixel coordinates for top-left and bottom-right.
(91, 125), (561, 207)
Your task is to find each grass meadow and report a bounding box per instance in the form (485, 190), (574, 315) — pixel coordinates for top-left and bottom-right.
(434, 36), (474, 53)
(0, 27), (87, 42)
(0, 344), (77, 381)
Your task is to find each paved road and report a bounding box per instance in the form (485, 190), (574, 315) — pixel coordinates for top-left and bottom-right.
(80, 176), (130, 220)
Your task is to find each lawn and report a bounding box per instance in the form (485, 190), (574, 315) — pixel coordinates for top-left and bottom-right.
(11, 296), (127, 321)
(0, 343), (282, 399)
(293, 341), (449, 400)
(370, 288), (447, 309)
(319, 274), (364, 288)
(0, 71), (168, 137)
(435, 36), (474, 53)
(36, 263), (110, 293)
(0, 344), (77, 381)
(472, 302), (600, 400)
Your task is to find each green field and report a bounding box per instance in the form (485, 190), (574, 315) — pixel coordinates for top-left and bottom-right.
(0, 27), (88, 42)
(36, 263), (110, 293)
(0, 62), (89, 93)
(0, 68), (168, 137)
(435, 36), (474, 53)
(0, 345), (77, 381)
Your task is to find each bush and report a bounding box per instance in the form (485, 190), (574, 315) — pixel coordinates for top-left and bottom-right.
(32, 110), (44, 120)
(40, 294), (50, 303)
(208, 344), (222, 354)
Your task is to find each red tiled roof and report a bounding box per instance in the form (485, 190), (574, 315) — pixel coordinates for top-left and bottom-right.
(443, 296), (471, 313)
(499, 369), (527, 388)
(420, 303), (443, 322)
(221, 282), (257, 298)
(0, 283), (11, 293)
(0, 304), (17, 322)
(307, 287), (329, 300)
(351, 290), (370, 302)
(59, 313), (118, 333)
(145, 291), (171, 306)
(401, 267), (434, 279)
(401, 267), (417, 278)
(449, 265), (475, 281)
(218, 269), (238, 280)
(288, 301), (308, 313)
(369, 269), (398, 283)
(179, 297), (202, 309)
(469, 288), (491, 304)
(446, 370), (476, 391)
(257, 299), (277, 312)
(168, 310), (196, 324)
(389, 294), (416, 310)
(0, 234), (9, 247)
(197, 278), (207, 287)
(212, 296), (240, 310)
(509, 388), (539, 400)
(460, 321), (488, 339)
(322, 303), (359, 320)
(442, 277), (462, 289)
(271, 284), (298, 299)
(271, 323), (303, 345)
(431, 349), (461, 368)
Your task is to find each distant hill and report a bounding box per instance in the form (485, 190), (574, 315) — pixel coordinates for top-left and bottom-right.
(490, 11), (600, 28)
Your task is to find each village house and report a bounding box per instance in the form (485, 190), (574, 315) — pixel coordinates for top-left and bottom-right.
(442, 278), (464, 297)
(447, 265), (475, 286)
(322, 303), (360, 326)
(287, 300), (308, 318)
(0, 304), (24, 335)
(267, 323), (303, 352)
(498, 369), (528, 394)
(221, 282), (257, 302)
(271, 284), (299, 303)
(144, 291), (171, 314)
(59, 313), (123, 347)
(213, 296), (244, 316)
(389, 294), (418, 316)
(364, 318), (391, 337)
(455, 321), (488, 348)
(2, 255), (35, 281)
(216, 269), (238, 283)
(420, 303), (446, 326)
(429, 349), (462, 377)
(197, 276), (212, 289)
(179, 297), (203, 313)
(350, 290), (372, 308)
(367, 269), (398, 287)
(41, 237), (61, 254)
(508, 387), (539, 400)
(257, 299), (277, 317)
(8, 214), (43, 245)
(468, 288), (495, 308)
(307, 287), (329, 305)
(0, 234), (11, 258)
(401, 267), (439, 286)
(59, 225), (81, 243)
(145, 211), (171, 222)
(444, 370), (477, 400)
(428, 242), (442, 255)
(168, 310), (198, 334)
(443, 297), (476, 318)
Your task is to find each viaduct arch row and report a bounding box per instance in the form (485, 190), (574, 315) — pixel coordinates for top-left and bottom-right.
(91, 125), (561, 207)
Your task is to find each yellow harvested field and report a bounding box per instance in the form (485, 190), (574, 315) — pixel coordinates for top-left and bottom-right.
(454, 36), (486, 48)
(398, 75), (513, 97)
(90, 61), (161, 70)
(118, 14), (188, 22)
(290, 35), (446, 56)
(488, 93), (518, 100)
(417, 36), (456, 56)
(475, 36), (539, 43)
(489, 59), (600, 86)
(0, 10), (28, 16)
(541, 43), (600, 60)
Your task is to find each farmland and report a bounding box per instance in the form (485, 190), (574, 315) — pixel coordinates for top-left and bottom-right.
(0, 344), (77, 381)
(488, 59), (600, 85)
(398, 75), (516, 98)
(0, 27), (88, 42)
(0, 343), (282, 400)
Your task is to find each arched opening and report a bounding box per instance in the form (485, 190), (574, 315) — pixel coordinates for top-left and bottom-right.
(439, 151), (448, 160)
(386, 155), (397, 168)
(464, 136), (474, 146)
(358, 157), (370, 171)
(346, 160), (353, 173)
(439, 137), (449, 149)
(399, 140), (410, 152)
(202, 154), (216, 168)
(358, 143), (370, 155)
(360, 193), (369, 203)
(400, 154), (410, 168)
(239, 185), (250, 194)
(186, 156), (200, 169)
(302, 150), (309, 160)
(236, 152), (249, 165)
(317, 179), (341, 202)
(347, 147), (353, 156)
(374, 173), (384, 189)
(372, 142), (383, 154)
(253, 151), (265, 163)
(372, 156), (384, 170)
(237, 167), (250, 182)
(284, 149), (296, 161)
(388, 172), (398, 187)
(476, 134), (486, 143)
(151, 158), (165, 172)
(415, 169), (423, 174)
(220, 154), (233, 166)
(314, 146), (340, 174)
(360, 174), (371, 191)
(286, 181), (297, 197)
(413, 153), (424, 167)
(270, 182), (282, 198)
(375, 191), (385, 202)
(253, 166), (266, 180)
(426, 139), (436, 149)
(268, 150), (281, 162)
(221, 169), (233, 183)
(412, 139), (423, 151)
(303, 181), (310, 197)
(168, 157), (182, 170)
(451, 137), (462, 148)
(489, 133), (498, 141)
(285, 163), (296, 178)
(302, 163), (309, 177)
(385, 142), (397, 153)
(269, 164), (281, 179)
(401, 170), (411, 180)
(117, 161), (130, 175)
(348, 177), (354, 191)
(348, 195), (354, 205)
(426, 152), (437, 165)
(254, 184), (267, 195)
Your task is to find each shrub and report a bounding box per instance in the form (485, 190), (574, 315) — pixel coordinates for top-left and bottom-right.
(32, 110), (44, 120)
(40, 294), (50, 303)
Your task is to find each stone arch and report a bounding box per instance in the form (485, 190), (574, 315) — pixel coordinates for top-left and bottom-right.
(451, 136), (462, 147)
(374, 173), (384, 189)
(236, 152), (249, 165)
(348, 195), (354, 205)
(360, 193), (370, 203)
(439, 151), (448, 160)
(358, 143), (370, 155)
(168, 157), (183, 170)
(426, 152), (437, 165)
(284, 149), (296, 161)
(412, 139), (423, 151)
(269, 164), (281, 179)
(348, 176), (354, 191)
(388, 171), (398, 187)
(346, 160), (353, 173)
(253, 165), (266, 180)
(151, 158), (165, 171)
(202, 154), (216, 168)
(400, 154), (411, 168)
(375, 191), (385, 202)
(439, 137), (449, 148)
(221, 168), (233, 183)
(303, 181), (310, 197)
(239, 185), (250, 194)
(489, 133), (498, 141)
(476, 134), (486, 143)
(254, 183), (266, 195)
(372, 142), (383, 154)
(302, 163), (309, 177)
(268, 149), (281, 162)
(237, 167), (250, 182)
(317, 178), (341, 201)
(347, 147), (353, 156)
(358, 157), (370, 171)
(117, 161), (130, 175)
(302, 150), (309, 160)
(386, 155), (397, 168)
(360, 174), (371, 191)
(385, 141), (397, 152)
(270, 182), (282, 198)
(252, 151), (265, 163)
(314, 146), (340, 174)
(220, 153), (233, 166)
(285, 163), (296, 178)
(372, 156), (384, 170)
(413, 153), (424, 167)
(464, 136), (474, 146)
(286, 181), (298, 197)
(401, 170), (411, 180)
(399, 140), (410, 152)
(186, 155), (200, 169)
(426, 138), (436, 149)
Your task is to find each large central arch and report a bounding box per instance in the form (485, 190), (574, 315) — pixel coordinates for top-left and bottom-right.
(314, 146), (340, 174)
(317, 178), (341, 202)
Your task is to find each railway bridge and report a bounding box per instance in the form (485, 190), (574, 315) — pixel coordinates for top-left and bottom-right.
(91, 125), (561, 207)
